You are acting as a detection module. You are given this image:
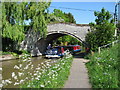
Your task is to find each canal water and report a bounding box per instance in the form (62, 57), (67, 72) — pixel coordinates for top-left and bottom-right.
(1, 56), (58, 88)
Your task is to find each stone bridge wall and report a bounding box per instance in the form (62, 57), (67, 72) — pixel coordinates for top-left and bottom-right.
(48, 23), (90, 41)
(20, 23), (90, 56)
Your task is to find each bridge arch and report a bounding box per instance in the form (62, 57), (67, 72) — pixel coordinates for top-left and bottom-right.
(47, 31), (83, 42)
(35, 30), (87, 54)
(20, 23), (90, 56)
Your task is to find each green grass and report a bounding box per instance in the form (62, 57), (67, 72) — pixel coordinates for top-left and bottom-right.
(86, 44), (119, 88)
(1, 50), (30, 58)
(1, 51), (12, 55)
(21, 55), (73, 88)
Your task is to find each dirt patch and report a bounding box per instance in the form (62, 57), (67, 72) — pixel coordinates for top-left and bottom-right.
(0, 54), (16, 61)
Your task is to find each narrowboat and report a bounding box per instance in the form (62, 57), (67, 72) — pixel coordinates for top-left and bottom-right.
(63, 45), (81, 54)
(45, 46), (65, 58)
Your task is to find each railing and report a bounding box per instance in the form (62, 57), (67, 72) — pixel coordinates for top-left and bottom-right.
(98, 40), (119, 53)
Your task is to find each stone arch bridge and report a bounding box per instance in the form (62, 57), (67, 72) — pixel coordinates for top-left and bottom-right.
(20, 23), (90, 56)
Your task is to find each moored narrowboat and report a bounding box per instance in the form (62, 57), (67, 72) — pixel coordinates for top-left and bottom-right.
(45, 46), (65, 58)
(63, 45), (81, 54)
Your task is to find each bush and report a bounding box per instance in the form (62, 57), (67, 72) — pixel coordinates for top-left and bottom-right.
(86, 44), (119, 88)
(85, 8), (115, 51)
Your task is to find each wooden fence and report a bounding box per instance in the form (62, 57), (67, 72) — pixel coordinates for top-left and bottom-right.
(98, 40), (119, 53)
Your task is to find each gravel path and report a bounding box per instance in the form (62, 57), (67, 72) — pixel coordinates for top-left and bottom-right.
(64, 58), (91, 88)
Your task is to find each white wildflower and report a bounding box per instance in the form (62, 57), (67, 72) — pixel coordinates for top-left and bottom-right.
(0, 84), (3, 87)
(13, 75), (17, 80)
(38, 75), (41, 78)
(34, 73), (37, 76)
(35, 77), (40, 80)
(14, 82), (19, 85)
(25, 77), (28, 80)
(27, 84), (31, 87)
(20, 80), (24, 84)
(40, 85), (44, 87)
(24, 65), (29, 69)
(2, 80), (5, 84)
(19, 64), (22, 68)
(36, 67), (40, 70)
(23, 59), (27, 62)
(5, 79), (12, 84)
(18, 72), (23, 77)
(14, 65), (20, 69)
(12, 72), (15, 78)
(31, 65), (33, 67)
(48, 81), (50, 83)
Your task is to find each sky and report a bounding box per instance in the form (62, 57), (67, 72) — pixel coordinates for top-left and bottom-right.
(48, 2), (116, 24)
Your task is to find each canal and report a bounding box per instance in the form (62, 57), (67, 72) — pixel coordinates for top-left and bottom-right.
(1, 56), (59, 88)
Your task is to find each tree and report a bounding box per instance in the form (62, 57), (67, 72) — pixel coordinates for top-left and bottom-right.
(55, 35), (80, 46)
(67, 12), (76, 23)
(2, 2), (50, 52)
(51, 9), (76, 24)
(85, 8), (115, 51)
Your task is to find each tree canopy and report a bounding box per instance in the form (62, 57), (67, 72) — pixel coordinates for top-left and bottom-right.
(47, 9), (76, 24)
(54, 35), (81, 46)
(2, 2), (51, 41)
(2, 2), (50, 51)
(85, 8), (116, 51)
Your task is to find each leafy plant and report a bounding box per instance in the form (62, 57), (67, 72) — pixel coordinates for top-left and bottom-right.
(54, 35), (81, 46)
(2, 2), (50, 51)
(86, 44), (119, 88)
(85, 8), (115, 51)
(48, 9), (76, 24)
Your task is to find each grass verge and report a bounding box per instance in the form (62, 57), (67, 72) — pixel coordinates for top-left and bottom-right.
(86, 44), (119, 88)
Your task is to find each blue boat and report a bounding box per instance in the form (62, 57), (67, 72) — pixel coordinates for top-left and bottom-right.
(45, 46), (65, 58)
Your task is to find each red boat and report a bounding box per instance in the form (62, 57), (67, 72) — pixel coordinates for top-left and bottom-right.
(63, 45), (81, 54)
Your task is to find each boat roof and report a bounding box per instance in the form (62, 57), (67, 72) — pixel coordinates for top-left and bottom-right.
(53, 45), (80, 48)
(63, 45), (80, 47)
(54, 46), (64, 48)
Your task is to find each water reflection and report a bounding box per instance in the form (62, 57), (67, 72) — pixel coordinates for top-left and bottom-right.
(2, 56), (56, 88)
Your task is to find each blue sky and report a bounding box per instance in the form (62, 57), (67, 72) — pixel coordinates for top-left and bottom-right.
(48, 2), (116, 24)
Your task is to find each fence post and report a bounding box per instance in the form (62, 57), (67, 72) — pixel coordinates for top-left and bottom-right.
(98, 47), (101, 54)
(112, 42), (114, 46)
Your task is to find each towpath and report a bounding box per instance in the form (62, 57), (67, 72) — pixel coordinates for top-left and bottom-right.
(64, 53), (91, 88)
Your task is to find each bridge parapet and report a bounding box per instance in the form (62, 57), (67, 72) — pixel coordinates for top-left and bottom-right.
(47, 23), (90, 41)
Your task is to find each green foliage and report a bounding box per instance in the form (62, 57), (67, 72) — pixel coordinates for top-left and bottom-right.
(2, 2), (50, 51)
(1, 51), (12, 55)
(55, 35), (81, 46)
(11, 52), (19, 57)
(2, 2), (25, 42)
(118, 36), (120, 88)
(27, 2), (50, 38)
(62, 35), (71, 42)
(47, 9), (76, 24)
(85, 8), (115, 51)
(86, 44), (119, 88)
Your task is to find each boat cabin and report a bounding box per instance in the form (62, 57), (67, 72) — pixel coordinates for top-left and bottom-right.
(63, 45), (81, 54)
(45, 46), (65, 58)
